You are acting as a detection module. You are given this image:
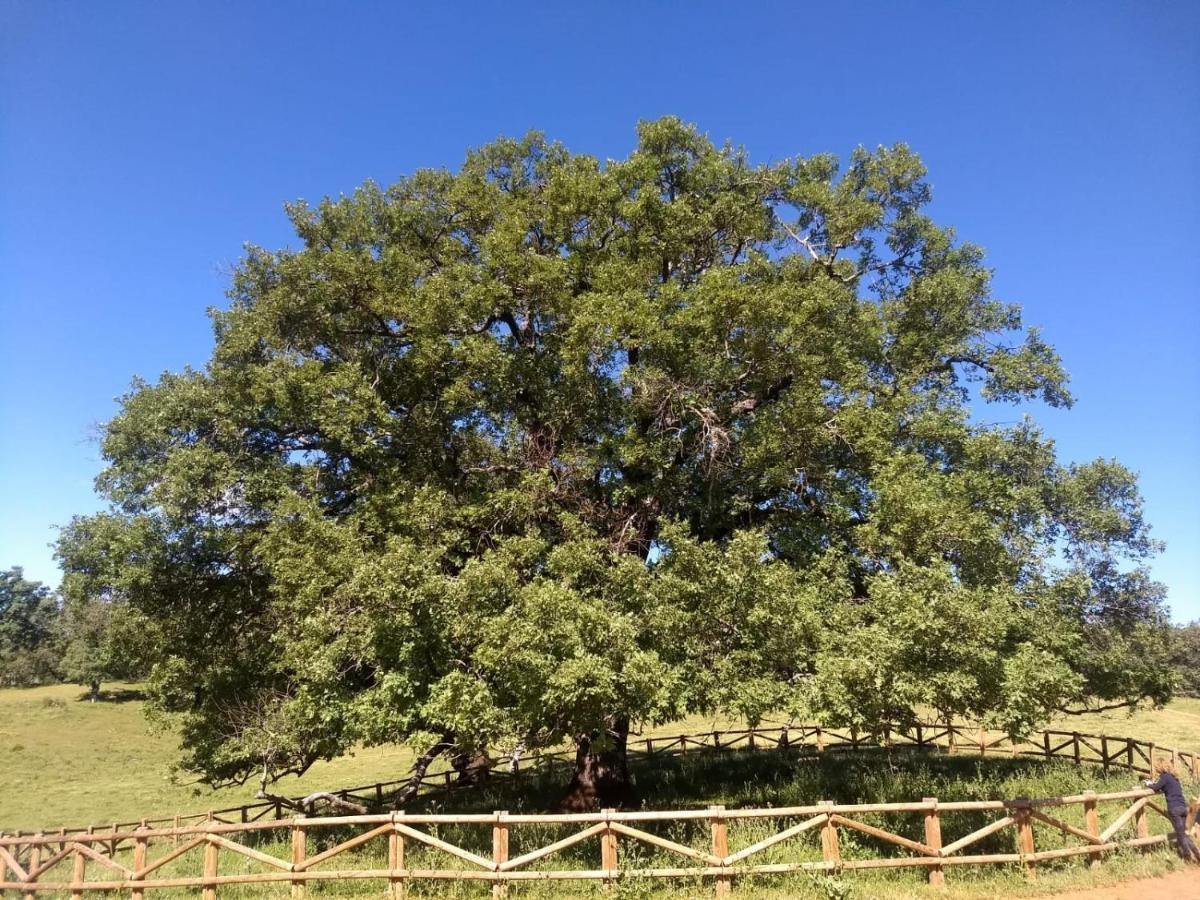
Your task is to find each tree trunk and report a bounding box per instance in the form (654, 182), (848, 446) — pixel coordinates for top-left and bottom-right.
(391, 734), (454, 808)
(560, 717), (632, 811)
(451, 748), (492, 786)
(89, 680), (100, 702)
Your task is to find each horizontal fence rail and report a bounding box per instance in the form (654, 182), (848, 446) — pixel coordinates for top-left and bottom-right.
(23, 721), (1199, 839)
(0, 789), (1187, 896)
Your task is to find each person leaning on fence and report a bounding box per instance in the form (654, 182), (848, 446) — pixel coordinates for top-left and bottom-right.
(1143, 758), (1200, 863)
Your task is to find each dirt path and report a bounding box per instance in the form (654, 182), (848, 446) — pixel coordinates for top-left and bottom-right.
(1038, 869), (1200, 899)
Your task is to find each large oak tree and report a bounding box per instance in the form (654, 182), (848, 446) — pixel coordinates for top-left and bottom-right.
(58, 119), (1174, 808)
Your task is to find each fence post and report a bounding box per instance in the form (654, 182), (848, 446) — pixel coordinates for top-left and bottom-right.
(710, 805), (730, 897)
(202, 823), (219, 900)
(291, 820), (306, 898)
(1101, 736), (1109, 771)
(1073, 733), (1081, 765)
(131, 824), (148, 900)
(816, 727), (824, 753)
(1147, 742), (1156, 776)
(1134, 800), (1150, 847)
(1043, 732), (1051, 760)
(923, 798), (944, 887)
(601, 809), (618, 894)
(389, 812), (405, 899)
(819, 801), (840, 872)
(375, 783), (384, 807)
(1083, 791), (1100, 869)
(1, 835), (7, 893)
(23, 836), (41, 900)
(492, 811), (509, 900)
(70, 841), (86, 900)
(1016, 802), (1036, 881)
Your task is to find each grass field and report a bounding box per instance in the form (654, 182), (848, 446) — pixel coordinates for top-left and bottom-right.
(1, 683), (1197, 832)
(1, 683), (1197, 899)
(2, 736), (1195, 898)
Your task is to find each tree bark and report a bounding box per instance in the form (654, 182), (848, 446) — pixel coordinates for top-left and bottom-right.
(391, 734), (454, 808)
(560, 717), (633, 811)
(451, 748), (492, 786)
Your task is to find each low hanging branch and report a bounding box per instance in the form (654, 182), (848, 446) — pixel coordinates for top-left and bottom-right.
(390, 733), (456, 808)
(251, 732), (458, 814)
(257, 790), (373, 816)
(1056, 699), (1141, 716)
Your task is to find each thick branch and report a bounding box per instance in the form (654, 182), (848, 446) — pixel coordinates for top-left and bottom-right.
(1055, 699), (1141, 716)
(391, 734), (455, 807)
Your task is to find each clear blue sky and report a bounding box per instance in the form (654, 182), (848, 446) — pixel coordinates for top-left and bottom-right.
(1, 1), (1197, 620)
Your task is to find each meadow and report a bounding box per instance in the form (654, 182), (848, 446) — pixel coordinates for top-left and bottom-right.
(1, 683), (1198, 832)
(1, 684), (1197, 897)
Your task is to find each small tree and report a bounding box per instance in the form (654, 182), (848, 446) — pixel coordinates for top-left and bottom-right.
(1172, 622), (1200, 697)
(58, 119), (1175, 807)
(0, 567), (60, 686)
(57, 596), (141, 701)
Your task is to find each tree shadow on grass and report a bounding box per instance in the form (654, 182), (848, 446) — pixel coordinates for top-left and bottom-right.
(76, 687), (147, 703)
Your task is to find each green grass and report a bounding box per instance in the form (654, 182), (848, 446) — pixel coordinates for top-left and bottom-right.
(0, 683), (422, 832)
(2, 684), (1197, 898)
(6, 746), (1194, 899)
(1, 684), (1196, 833)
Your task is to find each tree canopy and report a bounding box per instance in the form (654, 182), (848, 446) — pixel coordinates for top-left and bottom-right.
(0, 567), (60, 686)
(57, 118), (1174, 805)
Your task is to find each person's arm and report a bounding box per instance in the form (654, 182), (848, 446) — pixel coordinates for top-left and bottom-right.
(1143, 776), (1164, 791)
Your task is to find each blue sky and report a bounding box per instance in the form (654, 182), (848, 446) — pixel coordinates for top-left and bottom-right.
(1, 1), (1197, 619)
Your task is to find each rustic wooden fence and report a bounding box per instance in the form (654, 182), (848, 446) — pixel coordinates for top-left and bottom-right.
(27, 720), (1198, 839)
(0, 787), (1184, 896)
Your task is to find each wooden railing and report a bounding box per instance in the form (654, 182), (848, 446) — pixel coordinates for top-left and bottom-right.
(18, 721), (1200, 839)
(0, 788), (1183, 896)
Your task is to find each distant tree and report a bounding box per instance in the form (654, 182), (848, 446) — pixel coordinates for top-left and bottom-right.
(57, 596), (143, 701)
(57, 119), (1175, 808)
(0, 567), (61, 686)
(1172, 622), (1200, 697)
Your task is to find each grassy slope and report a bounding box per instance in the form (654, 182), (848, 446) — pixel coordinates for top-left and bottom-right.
(0, 683), (1196, 833)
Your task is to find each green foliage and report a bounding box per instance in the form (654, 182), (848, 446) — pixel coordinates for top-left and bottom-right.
(1172, 622), (1200, 697)
(57, 595), (144, 697)
(56, 118), (1174, 788)
(0, 567), (60, 686)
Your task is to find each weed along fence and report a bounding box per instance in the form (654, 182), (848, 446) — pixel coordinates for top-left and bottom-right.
(0, 789), (1181, 896)
(1, 722), (1195, 896)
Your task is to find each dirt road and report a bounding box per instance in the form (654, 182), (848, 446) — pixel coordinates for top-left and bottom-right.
(1040, 869), (1200, 899)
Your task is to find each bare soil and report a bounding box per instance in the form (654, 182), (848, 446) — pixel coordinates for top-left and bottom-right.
(1039, 869), (1200, 899)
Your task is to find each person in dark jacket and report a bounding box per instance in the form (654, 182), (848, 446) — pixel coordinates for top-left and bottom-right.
(1144, 758), (1200, 863)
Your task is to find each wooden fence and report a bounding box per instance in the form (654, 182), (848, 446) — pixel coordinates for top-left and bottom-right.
(0, 788), (1183, 896)
(28, 720), (1199, 839)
